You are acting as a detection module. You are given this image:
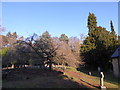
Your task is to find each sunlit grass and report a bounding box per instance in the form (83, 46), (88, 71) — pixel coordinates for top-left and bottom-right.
(63, 66), (119, 88)
(66, 66), (77, 72)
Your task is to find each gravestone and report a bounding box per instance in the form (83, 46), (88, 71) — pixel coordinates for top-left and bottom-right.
(98, 67), (101, 73)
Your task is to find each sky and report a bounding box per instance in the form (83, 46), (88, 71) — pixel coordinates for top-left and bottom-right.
(1, 0), (119, 2)
(2, 2), (118, 38)
(118, 1), (120, 36)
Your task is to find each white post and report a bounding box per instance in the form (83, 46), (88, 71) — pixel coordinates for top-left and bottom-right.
(11, 64), (14, 69)
(100, 72), (106, 89)
(89, 72), (91, 75)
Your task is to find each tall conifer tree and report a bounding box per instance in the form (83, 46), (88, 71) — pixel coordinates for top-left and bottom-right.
(110, 20), (115, 34)
(81, 13), (118, 71)
(87, 12), (97, 33)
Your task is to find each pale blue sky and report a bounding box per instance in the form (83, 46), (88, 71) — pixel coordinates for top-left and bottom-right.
(118, 1), (120, 35)
(2, 2), (118, 38)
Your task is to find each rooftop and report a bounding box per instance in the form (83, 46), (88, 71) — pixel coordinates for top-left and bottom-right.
(111, 46), (120, 58)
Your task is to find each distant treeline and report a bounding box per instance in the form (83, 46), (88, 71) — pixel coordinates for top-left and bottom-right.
(0, 13), (120, 71)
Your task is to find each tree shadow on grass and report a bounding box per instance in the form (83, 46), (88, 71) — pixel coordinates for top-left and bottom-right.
(77, 67), (99, 77)
(77, 67), (119, 85)
(79, 79), (100, 89)
(2, 68), (92, 89)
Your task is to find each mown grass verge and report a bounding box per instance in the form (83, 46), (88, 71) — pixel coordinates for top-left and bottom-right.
(57, 66), (119, 88)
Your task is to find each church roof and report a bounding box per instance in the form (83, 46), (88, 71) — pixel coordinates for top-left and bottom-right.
(111, 46), (120, 58)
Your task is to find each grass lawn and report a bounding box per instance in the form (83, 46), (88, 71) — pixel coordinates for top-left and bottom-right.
(60, 66), (119, 89)
(2, 67), (119, 89)
(2, 68), (83, 88)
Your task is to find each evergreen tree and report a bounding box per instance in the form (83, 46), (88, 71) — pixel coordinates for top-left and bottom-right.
(110, 21), (117, 43)
(34, 31), (57, 69)
(87, 12), (97, 33)
(13, 32), (17, 38)
(118, 36), (120, 44)
(81, 13), (119, 71)
(110, 20), (115, 34)
(59, 34), (69, 44)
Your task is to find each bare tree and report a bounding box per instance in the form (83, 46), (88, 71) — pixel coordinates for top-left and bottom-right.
(55, 40), (79, 67)
(79, 33), (86, 44)
(18, 31), (59, 70)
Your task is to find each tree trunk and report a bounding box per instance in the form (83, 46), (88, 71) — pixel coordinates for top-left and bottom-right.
(7, 65), (8, 69)
(49, 60), (52, 70)
(19, 65), (22, 68)
(23, 65), (26, 68)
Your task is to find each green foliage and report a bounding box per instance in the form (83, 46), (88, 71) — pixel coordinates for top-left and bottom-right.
(11, 60), (17, 65)
(35, 31), (57, 69)
(118, 36), (120, 44)
(35, 31), (55, 58)
(87, 12), (97, 32)
(110, 20), (115, 34)
(2, 13), (119, 71)
(81, 13), (119, 71)
(0, 47), (9, 57)
(29, 59), (34, 65)
(6, 32), (17, 38)
(59, 34), (69, 43)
